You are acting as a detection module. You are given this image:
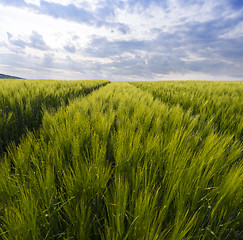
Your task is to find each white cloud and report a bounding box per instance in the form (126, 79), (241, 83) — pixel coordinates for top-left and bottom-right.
(219, 21), (243, 39)
(113, 0), (223, 42)
(0, 4), (109, 52)
(42, 0), (102, 10)
(0, 0), (243, 80)
(42, 0), (73, 5)
(24, 0), (41, 6)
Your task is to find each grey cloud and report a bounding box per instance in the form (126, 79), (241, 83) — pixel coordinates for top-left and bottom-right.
(64, 56), (95, 73)
(2, 0), (243, 80)
(72, 35), (80, 41)
(0, 53), (27, 68)
(117, 23), (130, 34)
(1, 0), (130, 35)
(0, 0), (26, 7)
(96, 21), (130, 35)
(42, 53), (53, 67)
(215, 39), (243, 61)
(64, 44), (76, 53)
(83, 15), (243, 79)
(95, 2), (115, 20)
(52, 5), (243, 80)
(40, 1), (95, 25)
(39, 1), (131, 34)
(86, 36), (146, 58)
(7, 32), (12, 39)
(178, 19), (243, 62)
(29, 31), (49, 50)
(186, 59), (243, 78)
(125, 0), (168, 11)
(7, 32), (27, 48)
(146, 55), (185, 75)
(7, 31), (49, 51)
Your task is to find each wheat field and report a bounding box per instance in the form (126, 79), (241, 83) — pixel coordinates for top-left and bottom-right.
(0, 80), (242, 239)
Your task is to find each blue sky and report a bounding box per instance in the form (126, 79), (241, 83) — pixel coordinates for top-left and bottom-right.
(0, 0), (243, 80)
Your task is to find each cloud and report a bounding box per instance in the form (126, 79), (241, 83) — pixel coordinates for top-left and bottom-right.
(0, 0), (26, 7)
(42, 53), (54, 67)
(85, 36), (147, 58)
(64, 44), (76, 53)
(24, 0), (40, 6)
(6, 31), (49, 50)
(219, 22), (243, 39)
(1, 0), (243, 80)
(36, 0), (132, 35)
(7, 32), (27, 48)
(82, 12), (243, 79)
(29, 31), (49, 50)
(39, 1), (95, 24)
(117, 23), (130, 34)
(0, 0), (131, 34)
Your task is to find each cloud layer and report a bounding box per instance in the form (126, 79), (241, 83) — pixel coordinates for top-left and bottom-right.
(0, 0), (243, 80)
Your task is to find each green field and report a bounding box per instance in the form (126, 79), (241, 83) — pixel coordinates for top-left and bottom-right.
(0, 80), (242, 239)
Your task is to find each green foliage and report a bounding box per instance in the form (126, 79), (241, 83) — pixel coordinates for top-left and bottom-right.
(129, 81), (243, 142)
(0, 81), (242, 239)
(0, 79), (110, 155)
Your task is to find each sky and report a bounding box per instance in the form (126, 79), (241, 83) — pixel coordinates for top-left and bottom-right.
(0, 0), (243, 81)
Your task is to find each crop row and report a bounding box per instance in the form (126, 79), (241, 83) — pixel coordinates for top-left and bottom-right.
(129, 81), (243, 142)
(0, 82), (242, 239)
(0, 79), (110, 155)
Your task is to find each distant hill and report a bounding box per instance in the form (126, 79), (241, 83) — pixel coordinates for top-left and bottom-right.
(0, 73), (24, 79)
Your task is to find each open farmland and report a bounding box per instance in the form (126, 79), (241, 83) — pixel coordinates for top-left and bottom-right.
(0, 80), (242, 239)
(0, 79), (109, 155)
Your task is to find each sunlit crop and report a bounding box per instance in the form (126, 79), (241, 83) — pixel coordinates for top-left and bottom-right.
(0, 80), (242, 239)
